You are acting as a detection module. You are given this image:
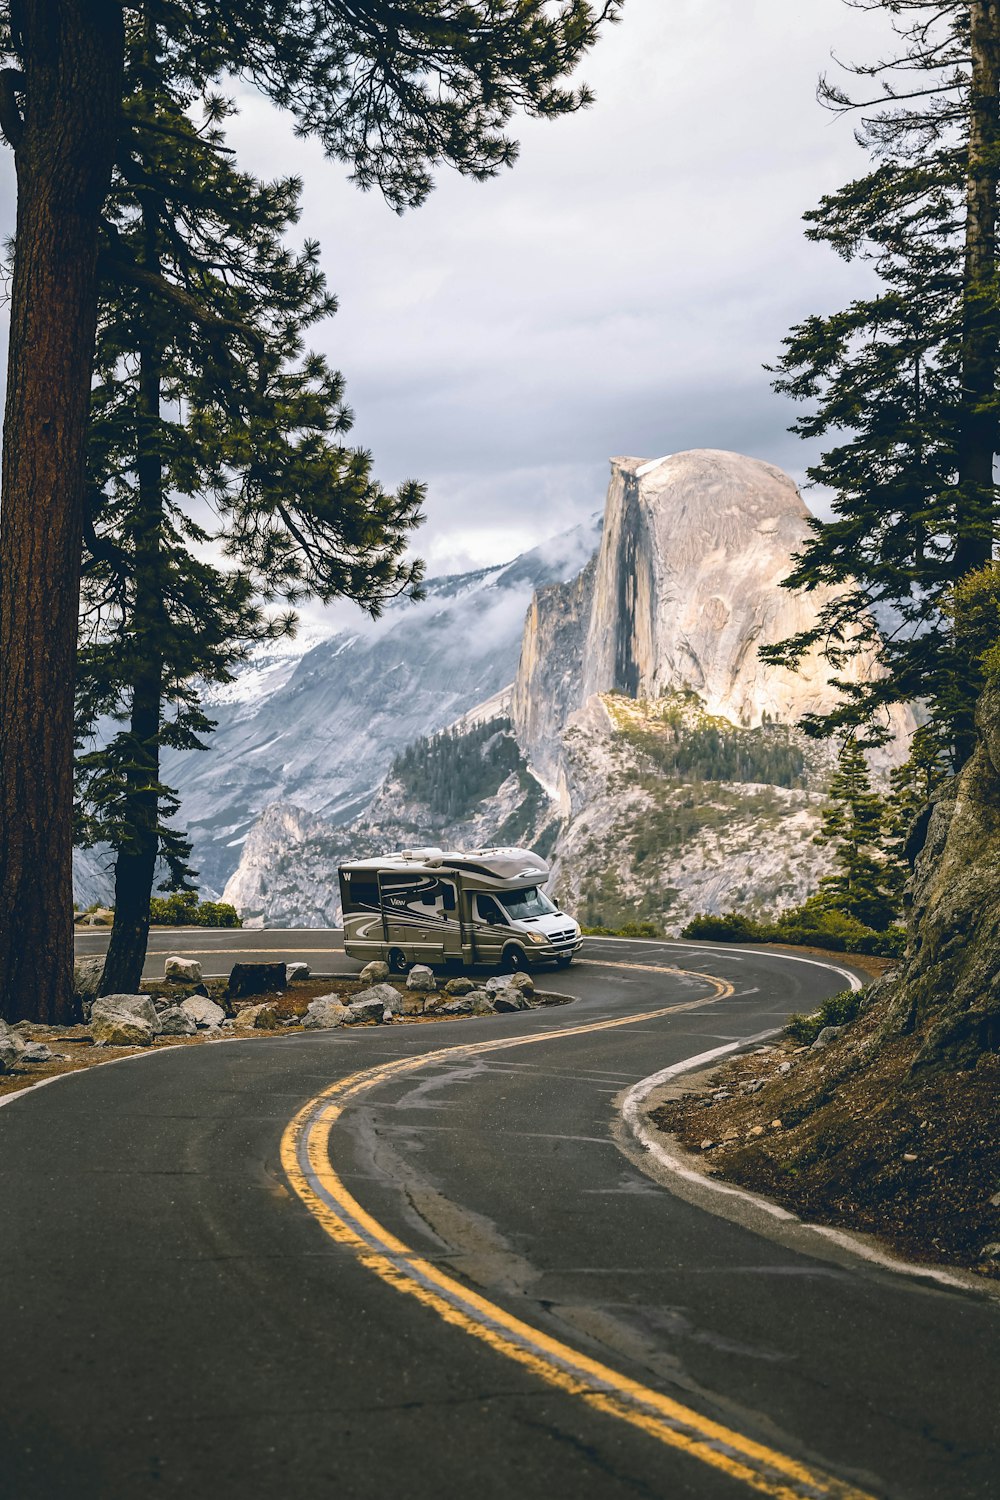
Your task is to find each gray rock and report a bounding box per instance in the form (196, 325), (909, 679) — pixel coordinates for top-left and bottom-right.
(353, 982), (403, 1015)
(156, 1007), (198, 1037)
(179, 995), (227, 1030)
(286, 962), (310, 982)
(346, 996), (391, 1024)
(469, 991), (496, 1015)
(164, 955), (203, 984)
(493, 990), (531, 1013)
(21, 1041), (53, 1062)
(90, 995), (158, 1047)
(811, 1025), (843, 1050)
(440, 998), (473, 1016)
(302, 995), (351, 1030)
(73, 956), (105, 1005)
(444, 977), (475, 996)
(238, 1002), (282, 1029)
(0, 1018), (26, 1072)
(507, 971), (535, 997)
(406, 965), (437, 993)
(359, 960), (390, 983)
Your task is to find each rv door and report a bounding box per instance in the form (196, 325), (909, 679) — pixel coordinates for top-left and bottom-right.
(378, 871), (460, 965)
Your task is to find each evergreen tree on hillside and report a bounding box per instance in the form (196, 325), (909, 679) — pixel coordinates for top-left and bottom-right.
(814, 736), (896, 931)
(76, 23), (424, 998)
(762, 1), (1000, 769)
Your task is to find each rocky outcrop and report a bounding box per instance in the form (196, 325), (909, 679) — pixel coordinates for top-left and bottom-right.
(90, 994), (159, 1046)
(514, 450), (909, 773)
(883, 682), (1000, 1071)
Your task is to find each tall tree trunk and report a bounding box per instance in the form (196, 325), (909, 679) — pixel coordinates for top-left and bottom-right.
(954, 0), (1000, 763)
(99, 209), (163, 998)
(0, 2), (124, 1022)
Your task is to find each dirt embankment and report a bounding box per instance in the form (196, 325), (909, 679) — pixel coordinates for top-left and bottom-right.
(650, 979), (1000, 1279)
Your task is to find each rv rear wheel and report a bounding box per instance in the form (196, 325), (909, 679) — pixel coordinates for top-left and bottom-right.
(501, 944), (530, 973)
(388, 948), (408, 974)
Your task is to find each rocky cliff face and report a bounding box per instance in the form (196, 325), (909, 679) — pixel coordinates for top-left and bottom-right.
(880, 681), (1000, 1070)
(513, 450), (906, 781)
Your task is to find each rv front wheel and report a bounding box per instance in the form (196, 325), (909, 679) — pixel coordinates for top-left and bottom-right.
(388, 948), (408, 975)
(501, 944), (530, 973)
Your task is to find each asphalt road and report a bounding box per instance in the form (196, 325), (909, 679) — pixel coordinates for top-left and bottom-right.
(4, 935), (997, 1499)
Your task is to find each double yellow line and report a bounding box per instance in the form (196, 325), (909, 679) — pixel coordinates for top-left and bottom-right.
(281, 973), (875, 1500)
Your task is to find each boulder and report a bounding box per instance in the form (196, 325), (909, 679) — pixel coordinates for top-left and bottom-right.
(493, 990), (531, 1013)
(90, 995), (158, 1047)
(406, 965), (437, 993)
(164, 955), (203, 984)
(0, 1018), (26, 1072)
(359, 960), (390, 983)
(21, 1041), (53, 1062)
(811, 1025), (843, 1051)
(354, 982), (402, 1015)
(444, 977), (475, 996)
(440, 998), (473, 1016)
(485, 973), (534, 997)
(227, 962), (286, 999)
(238, 1002), (281, 1029)
(156, 1007), (198, 1037)
(469, 991), (496, 1015)
(179, 995), (227, 1030)
(285, 962), (310, 982)
(302, 995), (351, 1030)
(346, 993), (394, 1024)
(73, 957), (105, 1006)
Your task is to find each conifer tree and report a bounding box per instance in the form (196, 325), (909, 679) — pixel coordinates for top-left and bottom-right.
(73, 27), (425, 1004)
(814, 736), (896, 931)
(0, 0), (621, 1021)
(762, 1), (1000, 769)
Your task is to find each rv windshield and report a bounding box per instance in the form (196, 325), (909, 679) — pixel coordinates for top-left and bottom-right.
(496, 886), (557, 920)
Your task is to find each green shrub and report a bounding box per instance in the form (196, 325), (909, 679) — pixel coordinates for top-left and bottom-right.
(149, 891), (242, 928)
(680, 902), (905, 957)
(785, 988), (863, 1045)
(680, 912), (769, 942)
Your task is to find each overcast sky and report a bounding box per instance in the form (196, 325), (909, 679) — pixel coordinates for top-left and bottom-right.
(219, 0), (892, 587)
(0, 1), (893, 609)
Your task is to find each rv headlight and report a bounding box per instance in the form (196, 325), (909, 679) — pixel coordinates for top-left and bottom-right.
(525, 931), (549, 945)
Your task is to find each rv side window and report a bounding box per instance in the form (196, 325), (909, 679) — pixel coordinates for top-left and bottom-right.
(476, 894), (505, 925)
(441, 882), (456, 912)
(345, 877), (379, 910)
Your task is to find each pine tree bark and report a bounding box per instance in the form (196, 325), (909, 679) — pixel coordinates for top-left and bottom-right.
(0, 3), (125, 1022)
(98, 330), (163, 997)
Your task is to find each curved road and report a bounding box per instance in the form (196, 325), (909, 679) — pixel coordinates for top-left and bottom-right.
(1, 935), (995, 1499)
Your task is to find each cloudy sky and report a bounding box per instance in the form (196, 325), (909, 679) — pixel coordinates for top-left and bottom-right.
(219, 0), (893, 587)
(0, 1), (892, 605)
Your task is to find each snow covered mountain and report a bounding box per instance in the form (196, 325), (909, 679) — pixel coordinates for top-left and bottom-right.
(158, 519), (601, 895)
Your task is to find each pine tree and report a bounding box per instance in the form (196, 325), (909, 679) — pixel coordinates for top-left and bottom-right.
(0, 0), (621, 1021)
(814, 736), (896, 931)
(761, 2), (1000, 770)
(73, 26), (426, 1003)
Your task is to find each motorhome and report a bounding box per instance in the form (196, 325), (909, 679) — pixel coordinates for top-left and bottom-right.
(338, 845), (582, 973)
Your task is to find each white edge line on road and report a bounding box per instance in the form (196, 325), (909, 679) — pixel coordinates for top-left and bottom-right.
(618, 964), (989, 1298)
